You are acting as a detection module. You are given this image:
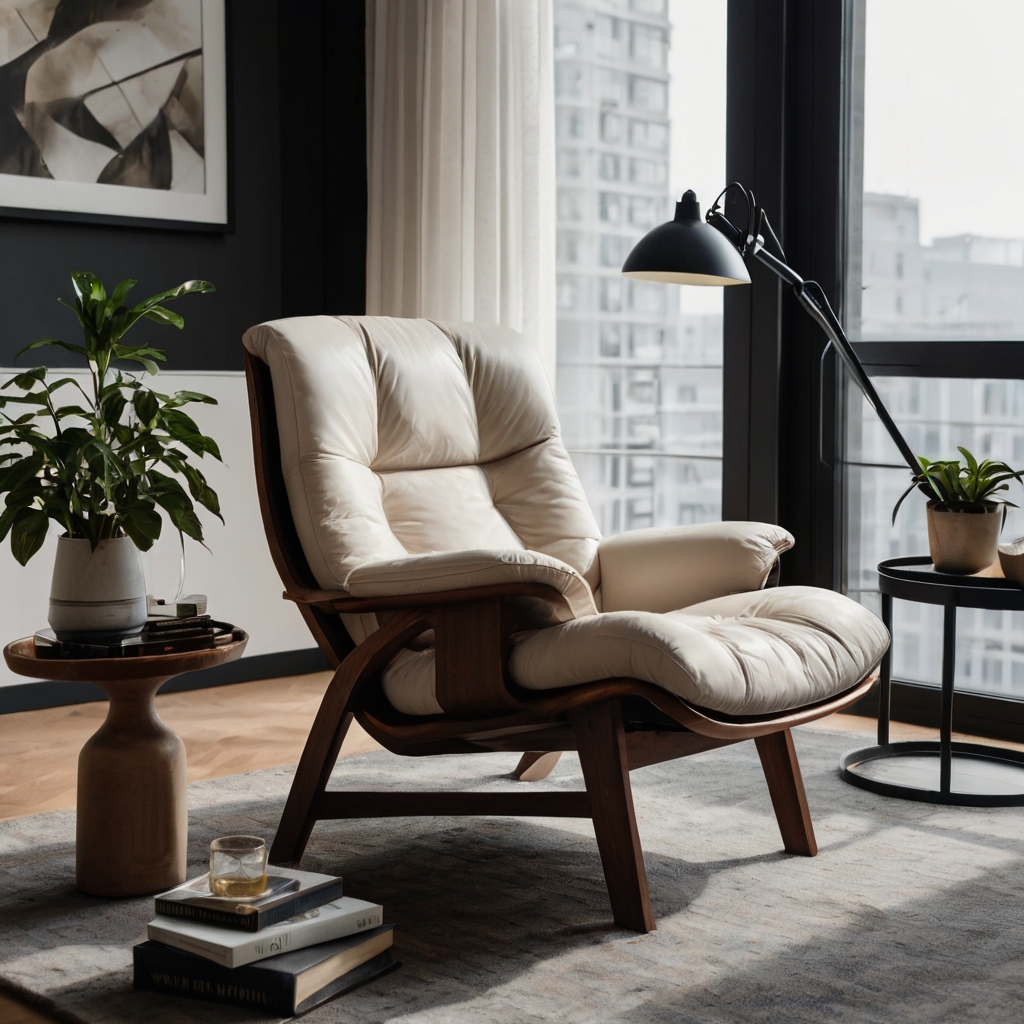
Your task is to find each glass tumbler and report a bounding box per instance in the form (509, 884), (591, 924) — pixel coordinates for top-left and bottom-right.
(209, 835), (268, 897)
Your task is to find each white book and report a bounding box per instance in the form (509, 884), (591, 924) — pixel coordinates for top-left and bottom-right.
(147, 897), (384, 968)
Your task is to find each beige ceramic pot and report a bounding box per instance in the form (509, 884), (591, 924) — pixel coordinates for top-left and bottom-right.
(926, 500), (1003, 574)
(48, 535), (148, 638)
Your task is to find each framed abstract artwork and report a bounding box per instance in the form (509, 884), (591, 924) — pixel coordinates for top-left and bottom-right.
(0, 0), (228, 229)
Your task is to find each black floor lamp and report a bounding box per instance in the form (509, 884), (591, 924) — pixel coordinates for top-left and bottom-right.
(622, 183), (919, 477)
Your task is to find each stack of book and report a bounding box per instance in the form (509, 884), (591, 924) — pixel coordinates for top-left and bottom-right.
(133, 867), (396, 1015)
(34, 615), (245, 658)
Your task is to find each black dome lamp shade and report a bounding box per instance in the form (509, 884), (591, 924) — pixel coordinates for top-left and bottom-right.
(620, 182), (921, 477)
(622, 190), (750, 286)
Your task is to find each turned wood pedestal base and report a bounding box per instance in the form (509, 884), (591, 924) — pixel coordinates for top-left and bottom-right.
(4, 635), (247, 897)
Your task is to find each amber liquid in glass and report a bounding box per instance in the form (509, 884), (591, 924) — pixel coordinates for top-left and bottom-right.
(209, 873), (269, 898)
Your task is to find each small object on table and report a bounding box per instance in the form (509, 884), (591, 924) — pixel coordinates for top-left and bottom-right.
(149, 594), (209, 618)
(3, 632), (247, 897)
(998, 538), (1024, 587)
(840, 556), (1024, 805)
(209, 834), (269, 897)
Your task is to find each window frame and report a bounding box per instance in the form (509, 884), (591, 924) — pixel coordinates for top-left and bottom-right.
(724, 0), (1024, 737)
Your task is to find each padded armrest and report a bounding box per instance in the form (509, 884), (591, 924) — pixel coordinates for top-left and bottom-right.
(346, 549), (598, 619)
(597, 522), (794, 614)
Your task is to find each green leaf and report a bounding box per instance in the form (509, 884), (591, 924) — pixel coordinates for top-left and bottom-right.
(147, 471), (192, 507)
(958, 446), (978, 478)
(165, 502), (204, 542)
(0, 455), (43, 496)
(181, 463), (222, 519)
(10, 507), (49, 565)
(133, 390), (159, 426)
(16, 337), (89, 360)
(0, 503), (20, 542)
(132, 280), (216, 312)
(71, 271), (106, 306)
(167, 390), (217, 408)
(160, 407), (200, 436)
(114, 345), (166, 362)
(101, 391), (127, 428)
(109, 278), (137, 310)
(120, 502), (162, 550)
(3, 367), (46, 391)
(141, 305), (185, 329)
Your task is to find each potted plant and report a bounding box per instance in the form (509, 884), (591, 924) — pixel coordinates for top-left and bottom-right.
(892, 447), (1024, 574)
(0, 272), (223, 637)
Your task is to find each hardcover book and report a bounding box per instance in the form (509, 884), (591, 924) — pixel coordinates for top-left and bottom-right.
(133, 926), (396, 1015)
(33, 619), (243, 658)
(147, 896), (384, 968)
(155, 867), (342, 933)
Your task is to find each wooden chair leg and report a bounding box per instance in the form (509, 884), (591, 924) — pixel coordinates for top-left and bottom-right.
(572, 701), (656, 933)
(271, 670), (356, 866)
(754, 728), (818, 857)
(512, 751), (563, 782)
(270, 609), (430, 865)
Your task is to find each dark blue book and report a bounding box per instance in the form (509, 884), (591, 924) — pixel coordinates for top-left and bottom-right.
(133, 925), (396, 1016)
(154, 867), (342, 933)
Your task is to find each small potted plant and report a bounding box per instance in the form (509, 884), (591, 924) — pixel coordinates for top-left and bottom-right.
(892, 447), (1023, 574)
(0, 272), (223, 637)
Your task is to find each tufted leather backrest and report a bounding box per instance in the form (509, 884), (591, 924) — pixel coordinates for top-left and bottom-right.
(242, 316), (602, 597)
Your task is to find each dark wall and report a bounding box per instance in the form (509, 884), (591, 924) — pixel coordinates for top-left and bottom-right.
(279, 1), (367, 317)
(0, 1), (368, 372)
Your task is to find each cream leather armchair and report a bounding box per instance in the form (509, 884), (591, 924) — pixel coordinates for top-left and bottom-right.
(244, 315), (889, 932)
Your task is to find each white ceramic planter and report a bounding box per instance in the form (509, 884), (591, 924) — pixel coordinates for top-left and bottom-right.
(926, 500), (1003, 574)
(48, 536), (147, 638)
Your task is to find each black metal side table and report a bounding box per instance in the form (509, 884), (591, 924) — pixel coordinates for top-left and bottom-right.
(840, 555), (1024, 806)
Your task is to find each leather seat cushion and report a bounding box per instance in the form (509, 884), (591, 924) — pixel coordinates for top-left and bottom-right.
(381, 586), (888, 717)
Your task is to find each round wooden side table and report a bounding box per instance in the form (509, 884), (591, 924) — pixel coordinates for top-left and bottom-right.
(840, 556), (1024, 805)
(3, 635), (247, 898)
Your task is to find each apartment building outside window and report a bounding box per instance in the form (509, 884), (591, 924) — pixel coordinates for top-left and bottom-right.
(553, 0), (726, 536)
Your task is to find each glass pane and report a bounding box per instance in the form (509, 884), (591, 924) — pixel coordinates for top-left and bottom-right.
(848, 0), (1024, 341)
(554, 0), (727, 533)
(847, 377), (1024, 698)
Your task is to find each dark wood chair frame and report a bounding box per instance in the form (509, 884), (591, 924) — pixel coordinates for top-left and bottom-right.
(244, 349), (878, 933)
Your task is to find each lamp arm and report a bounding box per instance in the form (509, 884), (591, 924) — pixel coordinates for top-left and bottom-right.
(706, 209), (920, 476)
(790, 276), (921, 477)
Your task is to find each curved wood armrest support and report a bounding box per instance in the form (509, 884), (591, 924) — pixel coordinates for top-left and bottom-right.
(283, 580), (575, 620)
(290, 584), (560, 719)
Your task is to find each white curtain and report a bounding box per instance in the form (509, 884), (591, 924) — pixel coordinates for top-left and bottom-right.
(365, 0), (556, 379)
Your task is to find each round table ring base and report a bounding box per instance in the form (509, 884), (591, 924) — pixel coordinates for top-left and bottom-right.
(840, 740), (1024, 806)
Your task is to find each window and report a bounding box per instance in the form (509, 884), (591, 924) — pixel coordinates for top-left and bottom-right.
(631, 24), (667, 69)
(599, 153), (620, 181)
(600, 234), (631, 267)
(554, 0), (727, 534)
(844, 1), (1024, 701)
(598, 191), (621, 224)
(629, 158), (667, 187)
(631, 77), (667, 114)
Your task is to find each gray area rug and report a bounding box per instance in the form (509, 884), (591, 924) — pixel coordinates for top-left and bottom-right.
(2, 727), (1024, 1023)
